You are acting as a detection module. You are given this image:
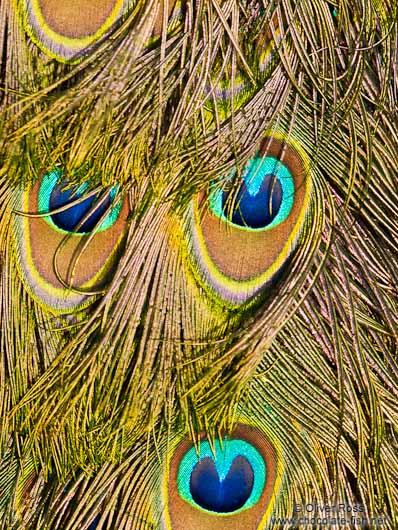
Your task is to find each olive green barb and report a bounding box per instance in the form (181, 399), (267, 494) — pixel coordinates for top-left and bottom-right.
(0, 0), (397, 529)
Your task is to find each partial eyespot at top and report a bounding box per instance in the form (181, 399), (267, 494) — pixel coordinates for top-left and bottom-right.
(18, 0), (132, 61)
(163, 424), (282, 530)
(187, 133), (312, 305)
(205, 17), (281, 119)
(12, 168), (129, 313)
(18, 0), (176, 62)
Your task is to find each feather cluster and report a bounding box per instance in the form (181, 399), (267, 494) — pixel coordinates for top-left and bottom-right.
(0, 0), (397, 528)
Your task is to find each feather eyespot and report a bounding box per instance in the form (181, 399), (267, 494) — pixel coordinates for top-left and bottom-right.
(12, 169), (129, 313)
(20, 0), (132, 62)
(188, 134), (312, 304)
(19, 0), (178, 62)
(164, 425), (280, 530)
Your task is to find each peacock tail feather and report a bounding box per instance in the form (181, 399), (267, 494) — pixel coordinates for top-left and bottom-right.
(0, 0), (397, 528)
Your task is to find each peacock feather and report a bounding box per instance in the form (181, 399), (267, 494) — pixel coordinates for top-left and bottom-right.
(0, 0), (397, 528)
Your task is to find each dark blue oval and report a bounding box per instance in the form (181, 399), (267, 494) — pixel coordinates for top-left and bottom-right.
(189, 456), (254, 513)
(50, 184), (114, 233)
(222, 174), (282, 229)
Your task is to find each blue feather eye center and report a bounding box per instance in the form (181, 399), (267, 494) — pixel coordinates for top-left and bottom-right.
(190, 456), (254, 512)
(49, 184), (115, 233)
(222, 174), (283, 229)
(39, 169), (121, 234)
(209, 155), (294, 230)
(177, 439), (266, 514)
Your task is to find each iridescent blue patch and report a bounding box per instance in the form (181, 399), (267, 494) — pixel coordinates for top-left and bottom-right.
(49, 184), (116, 233)
(190, 455), (254, 512)
(87, 514), (101, 530)
(177, 439), (266, 514)
(222, 174), (282, 229)
(210, 156), (294, 231)
(38, 169), (121, 234)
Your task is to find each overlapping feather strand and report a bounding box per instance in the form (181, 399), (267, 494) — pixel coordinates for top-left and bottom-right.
(0, 0), (397, 529)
